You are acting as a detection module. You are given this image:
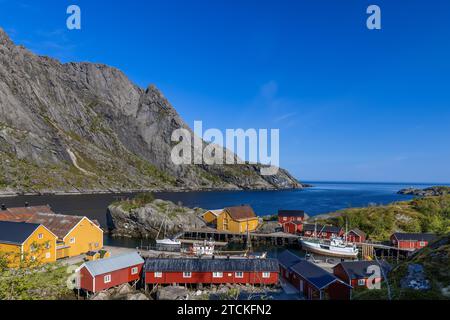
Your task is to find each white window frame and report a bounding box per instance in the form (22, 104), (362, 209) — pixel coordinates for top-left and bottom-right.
(183, 272), (192, 278)
(131, 267), (139, 275)
(235, 272), (244, 278)
(45, 252), (51, 259)
(358, 279), (366, 286)
(104, 274), (111, 284)
(419, 241), (426, 247)
(283, 217), (287, 221)
(154, 272), (163, 278)
(262, 272), (271, 279)
(70, 237), (76, 244)
(38, 233), (44, 239)
(212, 272), (223, 278)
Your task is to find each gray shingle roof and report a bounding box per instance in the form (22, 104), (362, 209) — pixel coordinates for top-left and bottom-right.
(303, 224), (342, 234)
(278, 210), (306, 218)
(392, 233), (437, 242)
(0, 221), (41, 245)
(144, 258), (279, 272)
(290, 260), (345, 290)
(335, 260), (391, 280)
(82, 252), (144, 276)
(277, 250), (302, 269)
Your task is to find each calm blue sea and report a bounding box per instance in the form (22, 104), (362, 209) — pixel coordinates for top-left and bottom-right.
(2, 182), (448, 228)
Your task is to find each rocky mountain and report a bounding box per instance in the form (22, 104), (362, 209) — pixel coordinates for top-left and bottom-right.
(0, 28), (302, 194)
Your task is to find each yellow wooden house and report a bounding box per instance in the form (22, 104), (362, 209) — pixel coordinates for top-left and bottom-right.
(216, 205), (260, 233)
(0, 206), (104, 260)
(0, 221), (57, 267)
(201, 209), (224, 224)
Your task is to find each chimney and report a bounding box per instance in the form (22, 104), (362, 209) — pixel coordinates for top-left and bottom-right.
(1, 204), (6, 211)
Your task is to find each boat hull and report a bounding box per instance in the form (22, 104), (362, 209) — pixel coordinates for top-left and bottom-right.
(300, 240), (358, 259)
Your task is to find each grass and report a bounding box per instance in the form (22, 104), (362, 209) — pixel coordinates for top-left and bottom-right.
(318, 195), (450, 241)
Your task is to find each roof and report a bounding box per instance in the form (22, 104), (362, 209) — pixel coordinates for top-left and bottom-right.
(290, 260), (349, 290)
(334, 260), (391, 280)
(204, 209), (223, 217)
(144, 258), (279, 272)
(277, 250), (302, 269)
(303, 224), (342, 234)
(392, 233), (437, 242)
(224, 205), (257, 221)
(0, 206), (101, 239)
(81, 252), (144, 277)
(349, 228), (366, 237)
(278, 210), (306, 218)
(0, 221), (41, 245)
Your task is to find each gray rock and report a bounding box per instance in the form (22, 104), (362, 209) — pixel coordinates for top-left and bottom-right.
(127, 293), (150, 300)
(91, 292), (110, 300)
(0, 28), (302, 194)
(157, 286), (189, 300)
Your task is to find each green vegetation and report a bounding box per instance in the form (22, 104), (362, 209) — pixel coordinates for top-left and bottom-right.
(114, 192), (156, 212)
(354, 234), (450, 300)
(318, 195), (450, 241)
(0, 250), (75, 300)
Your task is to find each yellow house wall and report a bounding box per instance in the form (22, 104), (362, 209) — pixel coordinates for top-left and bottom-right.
(62, 217), (103, 257)
(203, 211), (219, 223)
(23, 225), (57, 264)
(0, 243), (21, 267)
(217, 211), (259, 233)
(0, 226), (57, 267)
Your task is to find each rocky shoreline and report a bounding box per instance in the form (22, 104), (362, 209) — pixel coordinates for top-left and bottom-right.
(397, 186), (450, 197)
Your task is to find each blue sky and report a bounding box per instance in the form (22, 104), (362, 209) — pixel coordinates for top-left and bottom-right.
(1, 0), (450, 183)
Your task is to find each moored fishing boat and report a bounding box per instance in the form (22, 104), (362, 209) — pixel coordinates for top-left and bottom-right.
(299, 237), (359, 259)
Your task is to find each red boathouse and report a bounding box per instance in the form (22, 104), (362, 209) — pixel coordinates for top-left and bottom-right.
(390, 233), (437, 250)
(278, 250), (352, 300)
(333, 260), (391, 288)
(144, 258), (279, 287)
(302, 224), (343, 239)
(76, 252), (144, 293)
(345, 228), (367, 243)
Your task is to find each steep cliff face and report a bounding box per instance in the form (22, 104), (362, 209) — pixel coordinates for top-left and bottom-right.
(0, 28), (301, 193)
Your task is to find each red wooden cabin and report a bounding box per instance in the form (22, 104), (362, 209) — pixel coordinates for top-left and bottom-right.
(144, 257), (279, 287)
(390, 233), (437, 250)
(302, 224), (343, 239)
(282, 221), (303, 234)
(278, 210), (308, 224)
(278, 251), (352, 300)
(345, 229), (367, 243)
(333, 260), (391, 288)
(76, 252), (144, 293)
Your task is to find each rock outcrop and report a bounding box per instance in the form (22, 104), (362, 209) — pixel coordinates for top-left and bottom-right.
(107, 198), (206, 238)
(0, 28), (302, 194)
(398, 186), (450, 197)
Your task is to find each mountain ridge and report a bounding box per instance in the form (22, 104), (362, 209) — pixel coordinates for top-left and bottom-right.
(0, 28), (302, 194)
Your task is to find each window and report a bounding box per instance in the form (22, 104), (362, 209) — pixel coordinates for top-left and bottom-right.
(70, 237), (76, 244)
(419, 241), (426, 247)
(38, 233), (43, 239)
(283, 217), (287, 221)
(183, 272), (192, 278)
(235, 272), (244, 278)
(262, 272), (271, 278)
(154, 272), (163, 278)
(213, 272), (223, 278)
(30, 244), (37, 252)
(31, 256), (36, 261)
(45, 252), (51, 259)
(358, 279), (366, 286)
(45, 242), (51, 249)
(104, 275), (111, 283)
(95, 242), (99, 248)
(131, 267), (139, 275)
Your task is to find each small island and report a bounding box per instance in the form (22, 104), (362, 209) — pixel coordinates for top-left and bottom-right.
(397, 186), (450, 197)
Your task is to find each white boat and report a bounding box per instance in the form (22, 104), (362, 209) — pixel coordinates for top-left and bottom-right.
(156, 238), (181, 246)
(192, 240), (215, 256)
(300, 237), (359, 259)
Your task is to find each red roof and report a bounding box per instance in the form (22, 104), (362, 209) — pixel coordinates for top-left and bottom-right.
(224, 205), (257, 221)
